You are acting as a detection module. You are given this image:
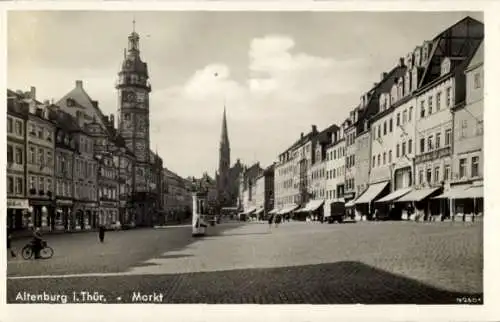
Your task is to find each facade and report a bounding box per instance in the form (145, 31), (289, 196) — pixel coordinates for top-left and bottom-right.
(6, 90), (29, 230)
(324, 127), (346, 217)
(26, 96), (56, 230)
(263, 164), (275, 216)
(255, 174), (265, 217)
(239, 163), (263, 215)
(216, 107), (244, 210)
(162, 168), (192, 223)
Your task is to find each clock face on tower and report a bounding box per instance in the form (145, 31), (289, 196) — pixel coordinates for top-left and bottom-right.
(136, 92), (146, 103)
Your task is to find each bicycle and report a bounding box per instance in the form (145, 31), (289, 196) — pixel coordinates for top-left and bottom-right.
(21, 240), (54, 260)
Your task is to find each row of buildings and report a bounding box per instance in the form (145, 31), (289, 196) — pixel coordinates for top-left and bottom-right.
(6, 26), (196, 232)
(238, 16), (484, 222)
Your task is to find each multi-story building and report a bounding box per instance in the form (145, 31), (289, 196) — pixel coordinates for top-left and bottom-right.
(161, 168), (192, 223)
(239, 163), (263, 217)
(6, 90), (29, 231)
(324, 126), (346, 217)
(436, 40), (484, 220)
(26, 91), (56, 230)
(402, 18), (484, 220)
(51, 108), (78, 231)
(263, 164), (275, 216)
(255, 174), (265, 218)
(273, 126), (318, 217)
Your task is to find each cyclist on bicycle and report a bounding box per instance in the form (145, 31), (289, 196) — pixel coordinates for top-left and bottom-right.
(31, 227), (43, 259)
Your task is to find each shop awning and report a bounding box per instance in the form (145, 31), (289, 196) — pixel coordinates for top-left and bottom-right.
(397, 187), (440, 203)
(345, 199), (355, 207)
(279, 204), (299, 215)
(255, 207), (264, 214)
(268, 208), (280, 215)
(297, 200), (324, 212)
(433, 185), (470, 199)
(242, 207), (256, 215)
(355, 181), (389, 205)
(464, 185), (483, 199)
(375, 187), (413, 203)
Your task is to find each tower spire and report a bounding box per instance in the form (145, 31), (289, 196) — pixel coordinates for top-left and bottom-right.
(221, 104), (229, 146)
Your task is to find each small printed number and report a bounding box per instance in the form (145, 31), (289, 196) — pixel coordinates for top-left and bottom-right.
(456, 296), (482, 304)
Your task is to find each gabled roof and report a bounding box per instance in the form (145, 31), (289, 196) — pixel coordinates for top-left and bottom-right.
(48, 106), (81, 133)
(56, 81), (109, 135)
(467, 40), (484, 70)
(419, 16), (483, 88)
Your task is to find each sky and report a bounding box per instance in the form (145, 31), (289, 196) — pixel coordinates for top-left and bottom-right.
(7, 11), (483, 178)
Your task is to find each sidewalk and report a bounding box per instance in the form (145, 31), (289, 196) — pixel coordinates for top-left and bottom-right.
(10, 219), (193, 240)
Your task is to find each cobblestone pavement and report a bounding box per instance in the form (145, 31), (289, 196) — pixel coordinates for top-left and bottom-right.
(6, 221), (482, 304)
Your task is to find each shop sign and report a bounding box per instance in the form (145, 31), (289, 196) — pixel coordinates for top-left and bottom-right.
(56, 199), (73, 206)
(100, 201), (117, 208)
(7, 198), (29, 209)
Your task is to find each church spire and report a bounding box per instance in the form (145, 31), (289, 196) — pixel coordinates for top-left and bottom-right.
(220, 105), (229, 147)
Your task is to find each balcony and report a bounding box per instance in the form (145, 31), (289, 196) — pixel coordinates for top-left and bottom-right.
(415, 146), (451, 164)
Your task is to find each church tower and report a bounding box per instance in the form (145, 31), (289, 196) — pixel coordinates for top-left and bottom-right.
(217, 106), (231, 207)
(116, 20), (152, 193)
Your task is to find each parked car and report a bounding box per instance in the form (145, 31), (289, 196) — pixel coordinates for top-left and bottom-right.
(109, 221), (122, 230)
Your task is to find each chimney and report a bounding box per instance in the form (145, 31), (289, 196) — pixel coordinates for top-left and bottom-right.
(76, 80), (83, 88)
(300, 132), (304, 139)
(312, 125), (317, 133)
(399, 57), (405, 67)
(381, 72), (388, 81)
(30, 86), (36, 100)
(109, 114), (115, 127)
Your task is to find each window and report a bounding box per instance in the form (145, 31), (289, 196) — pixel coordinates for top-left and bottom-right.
(403, 110), (407, 124)
(47, 151), (52, 168)
(15, 147), (23, 164)
(30, 176), (36, 190)
(389, 119), (393, 132)
(434, 167), (440, 183)
(471, 156), (479, 177)
(426, 168), (432, 183)
(402, 142), (406, 156)
(383, 121), (387, 135)
(16, 177), (23, 194)
(15, 120), (23, 136)
(474, 72), (481, 89)
(477, 120), (484, 135)
(396, 113), (401, 126)
(461, 120), (468, 138)
(333, 150), (336, 159)
(383, 152), (386, 165)
(8, 177), (14, 194)
(408, 139), (413, 154)
(7, 145), (13, 163)
(7, 118), (13, 133)
(446, 87), (451, 107)
(39, 177), (45, 192)
(428, 96), (433, 114)
(409, 107), (413, 121)
(436, 92), (442, 111)
(37, 126), (43, 139)
(377, 154), (381, 166)
(377, 125), (381, 138)
(372, 156), (376, 167)
(427, 136), (434, 151)
(388, 150), (392, 163)
(444, 165), (451, 181)
(435, 133), (441, 149)
(39, 148), (44, 166)
(419, 170), (424, 184)
(124, 113), (131, 121)
(47, 179), (52, 192)
(396, 144), (400, 158)
(459, 158), (467, 178)
(420, 138), (425, 153)
(445, 128), (452, 146)
(420, 101), (425, 118)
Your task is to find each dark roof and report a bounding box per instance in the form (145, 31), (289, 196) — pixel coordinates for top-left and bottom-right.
(7, 90), (29, 117)
(48, 107), (81, 132)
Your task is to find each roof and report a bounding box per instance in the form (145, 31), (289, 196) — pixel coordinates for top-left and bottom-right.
(56, 81), (109, 135)
(420, 16), (483, 88)
(48, 106), (81, 132)
(467, 40), (484, 70)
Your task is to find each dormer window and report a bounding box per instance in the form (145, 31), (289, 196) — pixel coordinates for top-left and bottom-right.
(414, 47), (422, 67)
(440, 57), (451, 76)
(398, 77), (404, 98)
(412, 66), (419, 91)
(405, 72), (411, 94)
(390, 84), (398, 104)
(67, 98), (75, 107)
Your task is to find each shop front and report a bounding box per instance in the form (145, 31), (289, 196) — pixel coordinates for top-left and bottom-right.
(55, 198), (73, 231)
(374, 187), (412, 220)
(432, 182), (483, 222)
(354, 181), (390, 220)
(29, 199), (55, 231)
(99, 201), (118, 227)
(396, 186), (443, 221)
(7, 198), (29, 230)
(296, 199), (324, 222)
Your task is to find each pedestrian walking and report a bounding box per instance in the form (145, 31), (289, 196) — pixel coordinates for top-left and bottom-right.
(268, 214), (274, 231)
(98, 225), (106, 243)
(275, 214), (282, 228)
(7, 228), (16, 258)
